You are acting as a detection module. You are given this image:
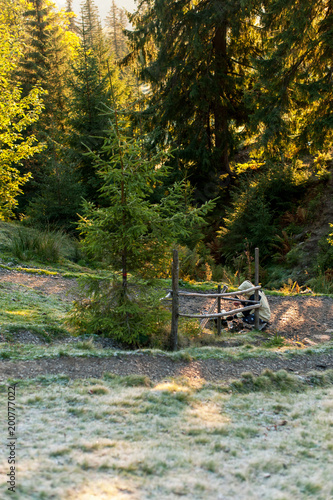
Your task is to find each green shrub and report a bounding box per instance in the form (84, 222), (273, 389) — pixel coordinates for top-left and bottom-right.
(218, 164), (306, 266)
(285, 246), (305, 268)
(177, 243), (215, 281)
(177, 318), (202, 347)
(307, 274), (333, 294)
(68, 276), (171, 348)
(262, 265), (290, 289)
(316, 231), (333, 272)
(230, 369), (303, 393)
(7, 227), (79, 264)
(264, 334), (285, 348)
(219, 188), (276, 263)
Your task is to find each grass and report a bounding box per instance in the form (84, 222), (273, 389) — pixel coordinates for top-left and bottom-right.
(0, 280), (71, 340)
(1, 337), (333, 362)
(1, 224), (79, 264)
(0, 223), (332, 497)
(1, 373), (333, 499)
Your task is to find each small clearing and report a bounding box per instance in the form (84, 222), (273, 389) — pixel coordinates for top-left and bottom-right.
(0, 269), (332, 382)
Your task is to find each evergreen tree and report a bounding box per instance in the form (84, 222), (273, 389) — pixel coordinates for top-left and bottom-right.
(106, 0), (129, 60)
(68, 50), (110, 201)
(0, 0), (44, 219)
(252, 0), (333, 156)
(65, 0), (78, 34)
(79, 0), (100, 49)
(19, 0), (75, 130)
(78, 0), (109, 73)
(72, 101), (214, 345)
(68, 0), (129, 203)
(15, 0), (83, 223)
(68, 0), (108, 201)
(27, 153), (84, 229)
(126, 0), (261, 195)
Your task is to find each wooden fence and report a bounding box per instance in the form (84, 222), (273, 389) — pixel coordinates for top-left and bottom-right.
(170, 247), (261, 351)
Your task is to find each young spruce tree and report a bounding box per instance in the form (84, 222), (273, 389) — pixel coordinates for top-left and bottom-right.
(71, 95), (214, 347)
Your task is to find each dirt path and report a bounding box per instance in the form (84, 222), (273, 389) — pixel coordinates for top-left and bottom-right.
(0, 267), (77, 300)
(1, 351), (333, 384)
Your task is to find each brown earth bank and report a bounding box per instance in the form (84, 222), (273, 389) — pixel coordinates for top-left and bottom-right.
(1, 351), (333, 384)
(0, 269), (332, 383)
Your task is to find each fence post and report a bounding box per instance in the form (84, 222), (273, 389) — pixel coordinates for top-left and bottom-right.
(170, 249), (179, 351)
(217, 284), (221, 335)
(254, 247), (260, 330)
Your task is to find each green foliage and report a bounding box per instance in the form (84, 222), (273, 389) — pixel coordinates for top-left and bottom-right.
(229, 369), (333, 394)
(328, 224), (333, 246)
(264, 334), (286, 348)
(19, 0), (77, 121)
(106, 0), (129, 60)
(218, 164), (306, 264)
(177, 318), (202, 348)
(68, 50), (112, 202)
(0, 3), (45, 219)
(26, 158), (85, 230)
(126, 0), (261, 190)
(252, 0), (333, 154)
(6, 226), (78, 263)
(68, 276), (170, 348)
(307, 274), (333, 295)
(285, 246), (305, 268)
(178, 244), (214, 282)
(6, 0), (82, 220)
(78, 110), (214, 277)
(68, 0), (129, 204)
(263, 265), (294, 290)
(218, 186), (274, 263)
(316, 231), (333, 272)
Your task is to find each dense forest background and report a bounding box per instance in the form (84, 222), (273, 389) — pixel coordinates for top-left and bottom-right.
(1, 0), (333, 294)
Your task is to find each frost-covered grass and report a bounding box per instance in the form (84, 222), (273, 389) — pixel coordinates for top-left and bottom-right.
(1, 339), (333, 362)
(1, 372), (333, 499)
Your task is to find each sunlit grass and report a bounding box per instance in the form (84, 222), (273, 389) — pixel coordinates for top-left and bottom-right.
(4, 310), (34, 317)
(0, 280), (71, 339)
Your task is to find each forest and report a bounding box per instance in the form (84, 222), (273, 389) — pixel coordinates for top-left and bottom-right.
(1, 0), (333, 344)
(1, 4), (333, 497)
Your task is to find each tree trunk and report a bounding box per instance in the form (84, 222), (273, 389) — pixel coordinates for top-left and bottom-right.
(213, 22), (232, 183)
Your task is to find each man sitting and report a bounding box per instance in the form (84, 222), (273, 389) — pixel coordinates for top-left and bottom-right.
(232, 280), (271, 331)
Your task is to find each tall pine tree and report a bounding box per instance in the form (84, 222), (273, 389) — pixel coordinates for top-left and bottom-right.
(126, 0), (261, 197)
(252, 0), (333, 156)
(17, 0), (84, 226)
(106, 0), (129, 60)
(0, 0), (44, 219)
(68, 0), (128, 203)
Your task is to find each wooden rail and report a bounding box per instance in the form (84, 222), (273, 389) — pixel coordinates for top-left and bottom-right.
(169, 247), (261, 351)
(179, 303), (260, 320)
(177, 287), (261, 298)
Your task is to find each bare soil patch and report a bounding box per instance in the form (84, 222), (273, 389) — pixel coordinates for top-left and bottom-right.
(179, 292), (333, 345)
(0, 268), (77, 300)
